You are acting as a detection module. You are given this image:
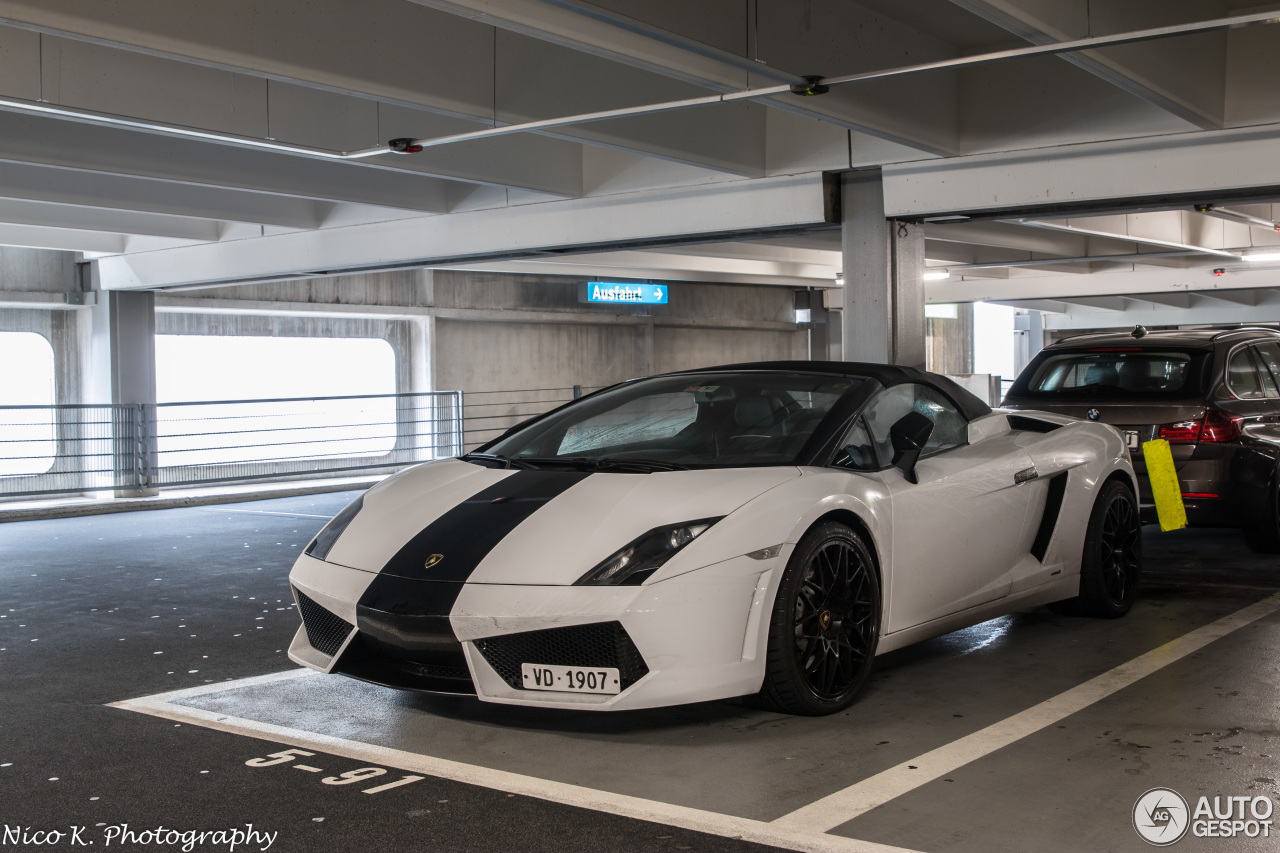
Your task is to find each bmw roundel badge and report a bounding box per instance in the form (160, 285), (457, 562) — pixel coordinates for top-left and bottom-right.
(1086, 409), (1101, 421)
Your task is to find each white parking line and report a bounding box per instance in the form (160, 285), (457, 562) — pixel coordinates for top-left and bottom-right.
(771, 591), (1280, 833)
(109, 592), (1280, 851)
(110, 672), (920, 853)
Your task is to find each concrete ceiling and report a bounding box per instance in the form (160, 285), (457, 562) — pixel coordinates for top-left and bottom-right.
(1, 0), (1280, 314)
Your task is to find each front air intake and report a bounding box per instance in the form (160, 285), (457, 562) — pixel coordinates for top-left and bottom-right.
(474, 621), (649, 691)
(295, 590), (354, 657)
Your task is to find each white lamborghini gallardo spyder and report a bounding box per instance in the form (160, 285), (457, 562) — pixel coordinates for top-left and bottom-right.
(288, 362), (1141, 716)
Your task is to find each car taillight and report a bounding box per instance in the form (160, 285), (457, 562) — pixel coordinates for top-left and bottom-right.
(1200, 409), (1242, 442)
(1158, 420), (1201, 443)
(1157, 410), (1241, 444)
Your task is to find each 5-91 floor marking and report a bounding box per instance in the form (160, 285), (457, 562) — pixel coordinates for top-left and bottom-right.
(246, 748), (424, 794)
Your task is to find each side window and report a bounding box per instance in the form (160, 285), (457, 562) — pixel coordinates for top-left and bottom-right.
(1227, 348), (1265, 399)
(1253, 343), (1280, 396)
(833, 418), (878, 471)
(863, 383), (968, 463)
(1254, 346), (1280, 397)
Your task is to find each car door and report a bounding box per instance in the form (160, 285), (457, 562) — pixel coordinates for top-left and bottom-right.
(1235, 343), (1280, 475)
(860, 384), (1035, 633)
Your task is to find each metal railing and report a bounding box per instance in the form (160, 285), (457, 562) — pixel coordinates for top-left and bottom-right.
(0, 391), (463, 498)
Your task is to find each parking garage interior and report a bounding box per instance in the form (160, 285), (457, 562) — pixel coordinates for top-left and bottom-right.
(4, 1), (1280, 851)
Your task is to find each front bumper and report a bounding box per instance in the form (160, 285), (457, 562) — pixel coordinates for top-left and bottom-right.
(288, 552), (780, 711)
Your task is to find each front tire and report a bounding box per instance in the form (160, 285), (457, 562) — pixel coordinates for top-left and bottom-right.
(758, 521), (881, 716)
(1245, 471), (1280, 554)
(1050, 479), (1141, 618)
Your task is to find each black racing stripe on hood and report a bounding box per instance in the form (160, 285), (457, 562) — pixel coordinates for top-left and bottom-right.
(376, 468), (591, 582)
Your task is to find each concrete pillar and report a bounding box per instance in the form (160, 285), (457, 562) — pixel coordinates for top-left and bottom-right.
(840, 170), (926, 368)
(1013, 309), (1046, 377)
(87, 279), (157, 496)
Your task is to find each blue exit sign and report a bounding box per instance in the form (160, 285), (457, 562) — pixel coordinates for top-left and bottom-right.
(586, 282), (668, 305)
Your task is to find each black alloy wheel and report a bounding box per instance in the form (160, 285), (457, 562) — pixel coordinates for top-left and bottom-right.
(1051, 479), (1141, 618)
(759, 521), (881, 715)
(1245, 469), (1280, 554)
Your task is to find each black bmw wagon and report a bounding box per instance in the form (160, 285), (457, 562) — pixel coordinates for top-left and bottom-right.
(1002, 326), (1280, 551)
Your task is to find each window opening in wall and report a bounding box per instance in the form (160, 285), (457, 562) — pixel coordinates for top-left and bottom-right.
(154, 335), (397, 468)
(0, 332), (55, 476)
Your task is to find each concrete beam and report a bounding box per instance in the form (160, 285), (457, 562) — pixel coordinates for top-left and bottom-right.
(926, 263), (1280, 305)
(1000, 297), (1280, 330)
(0, 198), (222, 241)
(0, 159), (333, 230)
(883, 123), (1280, 217)
(948, 0), (1223, 129)
(0, 223), (124, 253)
(96, 172), (835, 289)
(0, 110), (451, 213)
(0, 2), (764, 178)
(413, 0), (953, 156)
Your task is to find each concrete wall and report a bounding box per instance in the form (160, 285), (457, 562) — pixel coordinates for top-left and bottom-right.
(0, 248), (85, 407)
(0, 247), (79, 293)
(5, 258), (808, 403)
(430, 271), (805, 393)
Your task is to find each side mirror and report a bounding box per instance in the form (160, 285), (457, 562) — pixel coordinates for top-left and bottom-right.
(889, 411), (934, 484)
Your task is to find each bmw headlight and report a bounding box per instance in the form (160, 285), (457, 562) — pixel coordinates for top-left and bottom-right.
(305, 494), (364, 561)
(575, 518), (722, 586)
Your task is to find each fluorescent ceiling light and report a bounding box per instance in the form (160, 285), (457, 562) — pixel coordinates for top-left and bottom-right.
(925, 303), (959, 319)
(923, 271), (951, 281)
(1244, 253), (1280, 262)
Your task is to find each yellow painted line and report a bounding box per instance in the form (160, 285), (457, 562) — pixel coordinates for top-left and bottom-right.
(1142, 438), (1187, 532)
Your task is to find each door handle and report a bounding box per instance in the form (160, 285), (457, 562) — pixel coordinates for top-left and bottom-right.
(1014, 466), (1039, 485)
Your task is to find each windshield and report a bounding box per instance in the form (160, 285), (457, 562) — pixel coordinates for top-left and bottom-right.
(479, 372), (862, 468)
(1011, 348), (1212, 400)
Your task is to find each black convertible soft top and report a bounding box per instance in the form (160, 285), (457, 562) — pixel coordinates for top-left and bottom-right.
(665, 361), (994, 422)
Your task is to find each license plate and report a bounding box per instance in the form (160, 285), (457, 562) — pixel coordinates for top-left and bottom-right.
(1125, 430), (1140, 450)
(521, 663), (621, 694)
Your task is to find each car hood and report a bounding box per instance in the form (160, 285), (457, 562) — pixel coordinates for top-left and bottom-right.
(323, 458), (800, 585)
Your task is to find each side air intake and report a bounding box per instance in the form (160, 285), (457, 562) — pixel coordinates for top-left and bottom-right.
(1008, 415), (1063, 434)
(1030, 473), (1069, 562)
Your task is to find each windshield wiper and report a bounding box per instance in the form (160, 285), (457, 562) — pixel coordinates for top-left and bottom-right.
(556, 457), (691, 473)
(460, 452), (539, 469)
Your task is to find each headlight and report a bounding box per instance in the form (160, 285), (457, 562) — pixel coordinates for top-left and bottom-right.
(305, 494), (364, 561)
(575, 518), (722, 586)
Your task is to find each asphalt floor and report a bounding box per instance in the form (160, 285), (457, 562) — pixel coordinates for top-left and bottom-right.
(2, 491), (1278, 852)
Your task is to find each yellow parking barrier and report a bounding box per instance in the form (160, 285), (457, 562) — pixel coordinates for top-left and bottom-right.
(1142, 438), (1186, 532)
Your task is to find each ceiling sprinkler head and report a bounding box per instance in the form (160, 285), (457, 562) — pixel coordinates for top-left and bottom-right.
(789, 76), (830, 96)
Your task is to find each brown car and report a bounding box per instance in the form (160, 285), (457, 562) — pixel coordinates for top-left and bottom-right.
(1002, 326), (1280, 552)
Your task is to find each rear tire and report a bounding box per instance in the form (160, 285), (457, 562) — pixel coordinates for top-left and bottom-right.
(1245, 472), (1280, 554)
(758, 522), (881, 716)
(1050, 479), (1141, 618)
